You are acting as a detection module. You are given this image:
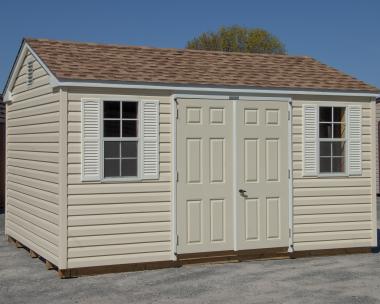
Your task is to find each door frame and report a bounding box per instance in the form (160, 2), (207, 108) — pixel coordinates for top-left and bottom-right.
(171, 94), (294, 259)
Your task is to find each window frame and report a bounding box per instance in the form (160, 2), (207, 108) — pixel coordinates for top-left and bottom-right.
(317, 105), (348, 177)
(101, 99), (142, 182)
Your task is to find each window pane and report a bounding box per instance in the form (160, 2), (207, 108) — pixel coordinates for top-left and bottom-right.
(332, 157), (345, 173)
(319, 107), (332, 122)
(104, 141), (120, 158)
(320, 142), (331, 157)
(320, 157), (331, 173)
(104, 159), (120, 177)
(333, 107), (345, 123)
(319, 124), (332, 138)
(332, 142), (345, 157)
(121, 159), (137, 177)
(104, 120), (120, 137)
(104, 101), (120, 118)
(122, 120), (138, 137)
(333, 123), (345, 138)
(121, 141), (138, 158)
(122, 102), (138, 119)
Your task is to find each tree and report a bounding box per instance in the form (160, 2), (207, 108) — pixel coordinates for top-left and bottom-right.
(186, 26), (286, 55)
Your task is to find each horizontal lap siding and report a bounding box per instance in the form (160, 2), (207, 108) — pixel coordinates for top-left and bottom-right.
(292, 99), (375, 251)
(66, 91), (172, 268)
(6, 52), (60, 265)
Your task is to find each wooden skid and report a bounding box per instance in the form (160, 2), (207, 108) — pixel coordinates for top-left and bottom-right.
(7, 235), (58, 272)
(60, 260), (181, 278)
(290, 247), (373, 258)
(5, 235), (374, 278)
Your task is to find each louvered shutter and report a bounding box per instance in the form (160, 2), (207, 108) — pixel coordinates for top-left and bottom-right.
(347, 105), (362, 176)
(303, 105), (318, 176)
(142, 100), (160, 179)
(81, 98), (101, 181)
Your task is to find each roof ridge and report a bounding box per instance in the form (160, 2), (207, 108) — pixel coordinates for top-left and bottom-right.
(24, 37), (310, 59)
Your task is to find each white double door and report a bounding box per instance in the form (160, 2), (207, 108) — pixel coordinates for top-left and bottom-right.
(176, 98), (289, 254)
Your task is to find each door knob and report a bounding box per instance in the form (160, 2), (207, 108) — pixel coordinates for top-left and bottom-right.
(239, 189), (247, 195)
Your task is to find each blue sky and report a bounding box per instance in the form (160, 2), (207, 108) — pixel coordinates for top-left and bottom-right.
(1, 0), (379, 91)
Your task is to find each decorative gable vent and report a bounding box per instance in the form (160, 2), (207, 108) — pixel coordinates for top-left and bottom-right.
(27, 60), (34, 86)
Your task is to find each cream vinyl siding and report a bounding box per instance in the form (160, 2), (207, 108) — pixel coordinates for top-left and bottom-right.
(66, 89), (172, 268)
(6, 51), (60, 265)
(292, 97), (375, 251)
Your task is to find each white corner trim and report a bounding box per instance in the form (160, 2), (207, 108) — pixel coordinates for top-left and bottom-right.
(52, 79), (379, 98)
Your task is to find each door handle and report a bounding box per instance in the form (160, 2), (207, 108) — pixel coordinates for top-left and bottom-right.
(239, 189), (247, 196)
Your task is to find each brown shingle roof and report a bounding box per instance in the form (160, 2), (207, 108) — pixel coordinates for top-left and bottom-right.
(25, 38), (379, 93)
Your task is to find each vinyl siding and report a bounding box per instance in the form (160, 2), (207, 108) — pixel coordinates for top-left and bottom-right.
(66, 89), (172, 268)
(292, 98), (376, 251)
(6, 51), (60, 265)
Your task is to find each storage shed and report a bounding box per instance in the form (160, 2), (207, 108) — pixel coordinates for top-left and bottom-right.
(3, 38), (380, 277)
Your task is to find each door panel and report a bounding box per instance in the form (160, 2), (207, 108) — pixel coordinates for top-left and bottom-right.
(177, 98), (289, 254)
(176, 99), (234, 254)
(236, 100), (289, 250)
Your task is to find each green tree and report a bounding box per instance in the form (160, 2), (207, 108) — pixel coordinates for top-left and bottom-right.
(186, 26), (286, 54)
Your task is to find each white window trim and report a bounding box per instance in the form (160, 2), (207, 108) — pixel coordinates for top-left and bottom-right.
(317, 105), (348, 177)
(100, 99), (142, 182)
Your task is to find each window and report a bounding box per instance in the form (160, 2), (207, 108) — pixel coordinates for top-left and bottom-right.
(319, 106), (346, 174)
(103, 101), (139, 178)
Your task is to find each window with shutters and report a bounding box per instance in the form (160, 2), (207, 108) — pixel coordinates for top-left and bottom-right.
(319, 106), (346, 174)
(103, 101), (139, 178)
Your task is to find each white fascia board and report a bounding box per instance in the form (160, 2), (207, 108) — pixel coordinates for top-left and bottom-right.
(2, 42), (59, 103)
(2, 42), (28, 103)
(52, 79), (379, 98)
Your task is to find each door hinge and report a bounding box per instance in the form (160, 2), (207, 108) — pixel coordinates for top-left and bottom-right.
(289, 228), (291, 238)
(176, 235), (179, 245)
(288, 110), (290, 121)
(176, 171), (179, 182)
(288, 169), (290, 179)
(176, 108), (179, 120)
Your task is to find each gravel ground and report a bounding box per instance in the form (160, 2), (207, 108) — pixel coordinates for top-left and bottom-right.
(1, 202), (380, 304)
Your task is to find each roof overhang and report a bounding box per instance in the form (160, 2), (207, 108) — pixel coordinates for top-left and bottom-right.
(3, 40), (379, 102)
(53, 79), (380, 98)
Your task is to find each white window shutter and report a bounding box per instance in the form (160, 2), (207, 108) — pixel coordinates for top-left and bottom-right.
(81, 98), (101, 181)
(142, 100), (160, 179)
(303, 105), (318, 176)
(347, 105), (362, 176)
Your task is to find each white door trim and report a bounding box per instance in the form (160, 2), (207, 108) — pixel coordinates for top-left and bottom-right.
(288, 101), (294, 252)
(172, 94), (294, 256)
(170, 95), (178, 260)
(232, 99), (237, 251)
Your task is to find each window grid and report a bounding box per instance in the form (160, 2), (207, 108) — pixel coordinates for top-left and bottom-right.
(103, 101), (139, 179)
(318, 106), (346, 174)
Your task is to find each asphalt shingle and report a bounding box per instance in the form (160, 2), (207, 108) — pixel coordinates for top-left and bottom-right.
(26, 38), (380, 93)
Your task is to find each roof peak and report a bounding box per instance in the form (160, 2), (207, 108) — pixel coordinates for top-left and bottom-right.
(24, 37), (310, 59)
